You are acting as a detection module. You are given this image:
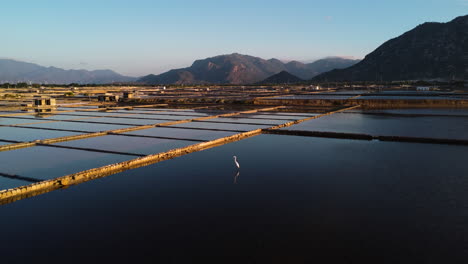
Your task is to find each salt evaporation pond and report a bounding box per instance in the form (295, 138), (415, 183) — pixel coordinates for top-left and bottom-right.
(0, 126), (83, 141)
(109, 113), (200, 120)
(0, 146), (134, 180)
(1, 134), (467, 262)
(0, 140), (11, 145)
(0, 176), (33, 190)
(205, 117), (284, 125)
(0, 118), (46, 125)
(284, 112), (468, 140)
(171, 121), (271, 131)
(258, 111), (319, 116)
(122, 127), (238, 141)
(55, 111), (135, 117)
(21, 121), (132, 132)
(0, 114), (95, 121)
(67, 117), (168, 126)
(54, 135), (195, 155)
(238, 114), (303, 120)
(112, 110), (223, 116)
(348, 108), (468, 116)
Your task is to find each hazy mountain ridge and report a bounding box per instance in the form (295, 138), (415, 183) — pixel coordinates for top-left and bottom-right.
(138, 53), (359, 85)
(0, 59), (136, 84)
(312, 15), (468, 82)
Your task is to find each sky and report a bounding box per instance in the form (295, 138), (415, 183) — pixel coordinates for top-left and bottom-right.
(1, 0), (466, 77)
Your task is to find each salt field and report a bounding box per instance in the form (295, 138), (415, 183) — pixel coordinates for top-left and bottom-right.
(1, 104), (467, 262)
(0, 126), (83, 141)
(0, 146), (134, 180)
(53, 135), (195, 155)
(20, 121), (132, 132)
(2, 133), (468, 262)
(122, 127), (239, 141)
(283, 111), (468, 140)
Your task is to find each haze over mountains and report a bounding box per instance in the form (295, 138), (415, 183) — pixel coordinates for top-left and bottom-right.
(313, 14), (468, 82)
(0, 59), (136, 84)
(1, 15), (466, 85)
(137, 54), (359, 85)
(0, 56), (358, 85)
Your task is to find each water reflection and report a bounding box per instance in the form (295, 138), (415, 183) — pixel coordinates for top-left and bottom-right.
(233, 170), (240, 184)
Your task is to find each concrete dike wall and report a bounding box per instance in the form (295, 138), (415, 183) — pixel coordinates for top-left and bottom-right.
(265, 129), (468, 146)
(0, 105), (356, 205)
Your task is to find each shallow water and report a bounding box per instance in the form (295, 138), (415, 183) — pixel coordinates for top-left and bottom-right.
(22, 121), (132, 132)
(258, 111), (319, 116)
(67, 117), (169, 126)
(0, 126), (83, 141)
(285, 112), (468, 140)
(0, 146), (134, 180)
(0, 114), (95, 121)
(0, 117), (45, 125)
(0, 176), (31, 190)
(122, 127), (238, 141)
(238, 114), (304, 120)
(0, 140), (11, 145)
(112, 110), (221, 116)
(350, 108), (468, 116)
(1, 134), (467, 262)
(170, 121), (271, 131)
(205, 117), (285, 125)
(107, 113), (200, 120)
(55, 111), (134, 117)
(54, 135), (195, 155)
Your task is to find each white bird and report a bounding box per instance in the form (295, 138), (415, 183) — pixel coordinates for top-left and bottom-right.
(233, 156), (240, 169)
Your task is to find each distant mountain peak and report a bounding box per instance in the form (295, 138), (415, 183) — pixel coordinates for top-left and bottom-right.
(313, 14), (468, 82)
(0, 59), (135, 84)
(138, 53), (359, 85)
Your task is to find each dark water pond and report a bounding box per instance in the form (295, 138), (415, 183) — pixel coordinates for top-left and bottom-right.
(285, 112), (468, 140)
(54, 135), (194, 155)
(1, 134), (467, 262)
(22, 121), (132, 132)
(122, 127), (238, 141)
(349, 108), (468, 116)
(68, 117), (169, 126)
(171, 121), (271, 131)
(0, 146), (134, 180)
(0, 126), (83, 141)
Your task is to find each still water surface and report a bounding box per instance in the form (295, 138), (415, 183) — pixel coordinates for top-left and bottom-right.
(285, 112), (468, 140)
(1, 134), (467, 262)
(0, 126), (83, 141)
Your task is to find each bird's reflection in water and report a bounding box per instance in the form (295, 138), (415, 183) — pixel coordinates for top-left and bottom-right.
(233, 170), (240, 184)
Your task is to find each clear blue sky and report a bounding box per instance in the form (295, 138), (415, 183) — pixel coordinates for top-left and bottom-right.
(1, 0), (466, 76)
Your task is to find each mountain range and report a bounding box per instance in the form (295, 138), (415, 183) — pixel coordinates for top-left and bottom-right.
(137, 54), (359, 85)
(312, 14), (468, 82)
(0, 59), (136, 84)
(2, 15), (466, 85)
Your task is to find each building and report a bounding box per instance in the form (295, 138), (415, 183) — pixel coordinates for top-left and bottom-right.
(98, 95), (119, 102)
(34, 96), (56, 107)
(416, 86), (430, 91)
(123, 92), (134, 99)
